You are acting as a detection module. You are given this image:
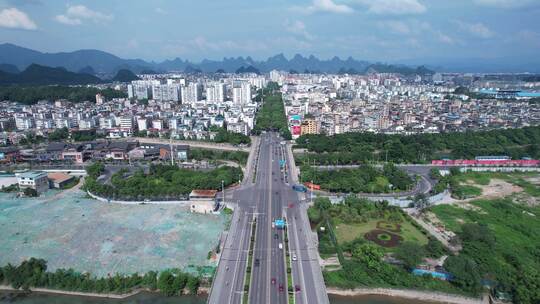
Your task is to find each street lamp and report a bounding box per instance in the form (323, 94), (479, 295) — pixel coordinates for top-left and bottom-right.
(221, 179), (225, 206)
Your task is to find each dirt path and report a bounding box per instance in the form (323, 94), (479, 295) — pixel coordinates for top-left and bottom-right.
(327, 287), (488, 304)
(42, 177), (84, 204)
(0, 285), (142, 299)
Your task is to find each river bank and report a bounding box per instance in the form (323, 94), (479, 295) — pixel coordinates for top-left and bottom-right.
(327, 287), (487, 304)
(0, 290), (206, 304)
(0, 285), (145, 299)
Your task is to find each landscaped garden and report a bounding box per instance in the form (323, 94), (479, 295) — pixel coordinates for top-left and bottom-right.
(334, 219), (428, 250)
(308, 196), (463, 295)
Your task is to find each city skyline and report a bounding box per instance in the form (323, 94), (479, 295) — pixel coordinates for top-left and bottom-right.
(0, 0), (539, 67)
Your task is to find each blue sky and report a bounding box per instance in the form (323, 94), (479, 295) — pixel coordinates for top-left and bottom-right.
(0, 0), (539, 64)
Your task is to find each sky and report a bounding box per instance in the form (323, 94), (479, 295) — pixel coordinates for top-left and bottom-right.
(0, 0), (540, 64)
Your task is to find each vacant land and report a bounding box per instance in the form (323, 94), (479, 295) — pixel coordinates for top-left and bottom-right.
(436, 171), (540, 207)
(429, 195), (540, 303)
(0, 190), (227, 277)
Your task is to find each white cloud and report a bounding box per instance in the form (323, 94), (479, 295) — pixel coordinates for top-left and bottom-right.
(55, 5), (113, 25)
(307, 0), (354, 14)
(436, 31), (455, 44)
(516, 30), (540, 47)
(455, 20), (495, 39)
(0, 7), (37, 30)
(357, 0), (426, 15)
(155, 8), (167, 15)
(284, 20), (314, 40)
(473, 0), (537, 8)
(378, 20), (411, 34)
(55, 14), (81, 25)
(378, 19), (431, 35)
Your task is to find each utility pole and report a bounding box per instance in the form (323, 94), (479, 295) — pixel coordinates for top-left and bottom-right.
(310, 179), (314, 205)
(221, 180), (225, 206)
(169, 132), (174, 166)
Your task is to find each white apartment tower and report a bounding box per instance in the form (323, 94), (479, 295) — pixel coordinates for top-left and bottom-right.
(206, 83), (226, 103)
(152, 84), (181, 102)
(181, 83), (203, 104)
(232, 81), (252, 105)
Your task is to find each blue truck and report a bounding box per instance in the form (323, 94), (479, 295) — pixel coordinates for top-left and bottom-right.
(292, 184), (307, 193)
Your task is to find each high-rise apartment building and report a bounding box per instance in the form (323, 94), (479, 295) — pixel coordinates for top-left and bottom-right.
(206, 83), (226, 103)
(181, 83), (203, 104)
(232, 81), (252, 105)
(152, 84), (181, 102)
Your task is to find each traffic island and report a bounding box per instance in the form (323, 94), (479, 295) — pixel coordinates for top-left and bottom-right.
(284, 220), (294, 304)
(243, 217), (257, 303)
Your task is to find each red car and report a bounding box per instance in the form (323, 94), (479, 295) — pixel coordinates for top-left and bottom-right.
(271, 278), (276, 285)
(295, 285), (301, 292)
(279, 284), (284, 292)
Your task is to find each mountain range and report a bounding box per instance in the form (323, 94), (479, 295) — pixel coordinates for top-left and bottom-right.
(0, 64), (140, 86)
(0, 43), (435, 77)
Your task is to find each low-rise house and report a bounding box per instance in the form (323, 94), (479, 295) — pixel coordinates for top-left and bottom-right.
(16, 171), (49, 194)
(46, 142), (67, 161)
(47, 172), (75, 188)
(61, 144), (84, 164)
(0, 146), (20, 163)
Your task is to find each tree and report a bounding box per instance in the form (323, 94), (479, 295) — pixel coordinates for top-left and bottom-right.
(186, 276), (199, 295)
(23, 188), (38, 197)
(395, 242), (425, 270)
(413, 193), (429, 210)
(157, 271), (176, 296)
(48, 127), (69, 141)
(444, 255), (482, 293)
(460, 223), (495, 248)
(352, 243), (384, 270)
(314, 197), (332, 211)
(424, 238), (448, 258)
(142, 271), (157, 290)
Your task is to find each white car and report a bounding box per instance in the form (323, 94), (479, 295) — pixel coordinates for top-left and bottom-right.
(278, 243), (283, 250)
(292, 254), (297, 261)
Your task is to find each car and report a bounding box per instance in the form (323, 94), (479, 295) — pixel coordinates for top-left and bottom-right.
(295, 285), (301, 292)
(279, 284), (284, 292)
(292, 254), (297, 261)
(274, 233), (278, 239)
(271, 278), (276, 285)
(254, 258), (260, 267)
(278, 243), (283, 250)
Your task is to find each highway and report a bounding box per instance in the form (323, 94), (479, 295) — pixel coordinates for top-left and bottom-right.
(208, 132), (329, 304)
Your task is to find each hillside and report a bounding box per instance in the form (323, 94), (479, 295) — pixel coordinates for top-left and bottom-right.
(111, 69), (140, 82)
(0, 43), (435, 75)
(0, 64), (102, 85)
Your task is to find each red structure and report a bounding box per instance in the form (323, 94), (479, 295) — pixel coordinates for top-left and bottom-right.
(304, 182), (321, 190)
(431, 159), (540, 167)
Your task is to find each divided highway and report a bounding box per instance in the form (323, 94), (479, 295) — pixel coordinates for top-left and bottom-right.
(208, 132), (329, 304)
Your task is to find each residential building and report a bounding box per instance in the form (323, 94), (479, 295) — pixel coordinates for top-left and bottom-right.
(16, 171), (49, 195)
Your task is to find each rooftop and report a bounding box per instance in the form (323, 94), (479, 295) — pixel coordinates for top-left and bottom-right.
(17, 171), (47, 179)
(189, 189), (218, 198)
(47, 172), (74, 184)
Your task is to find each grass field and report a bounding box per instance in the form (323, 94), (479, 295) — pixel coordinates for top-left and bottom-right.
(334, 218), (429, 250)
(431, 198), (540, 245)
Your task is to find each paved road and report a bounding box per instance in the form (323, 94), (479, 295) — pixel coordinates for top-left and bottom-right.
(209, 132), (329, 304)
(129, 137), (251, 152)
